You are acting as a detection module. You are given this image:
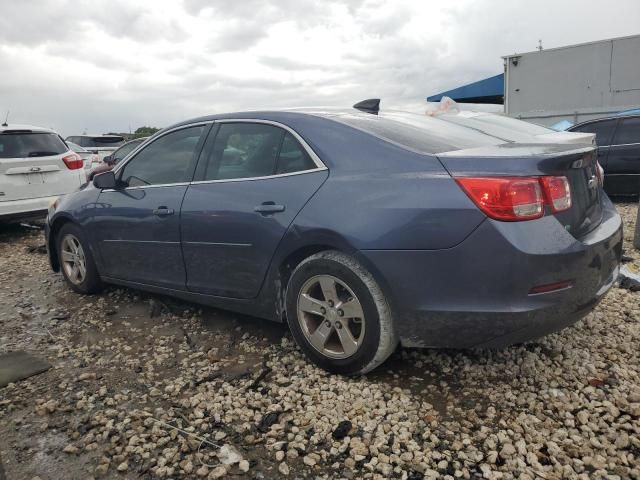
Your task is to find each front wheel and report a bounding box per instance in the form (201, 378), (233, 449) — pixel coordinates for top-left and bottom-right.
(285, 251), (397, 375)
(57, 223), (103, 294)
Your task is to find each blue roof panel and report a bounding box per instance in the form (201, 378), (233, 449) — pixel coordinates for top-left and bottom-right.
(427, 73), (504, 104)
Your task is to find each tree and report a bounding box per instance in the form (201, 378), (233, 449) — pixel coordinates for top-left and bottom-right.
(132, 126), (160, 139)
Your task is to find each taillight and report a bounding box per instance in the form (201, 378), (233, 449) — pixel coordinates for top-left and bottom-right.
(455, 177), (544, 221)
(62, 153), (84, 170)
(540, 176), (571, 212)
(456, 175), (572, 221)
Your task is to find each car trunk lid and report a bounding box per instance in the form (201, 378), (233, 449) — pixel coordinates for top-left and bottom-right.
(438, 143), (603, 239)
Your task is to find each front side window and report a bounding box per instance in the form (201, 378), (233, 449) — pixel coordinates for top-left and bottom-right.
(612, 117), (640, 145)
(119, 126), (205, 187)
(572, 119), (617, 146)
(0, 132), (68, 158)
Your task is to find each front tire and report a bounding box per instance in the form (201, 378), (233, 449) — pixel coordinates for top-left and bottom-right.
(57, 223), (103, 294)
(285, 250), (397, 375)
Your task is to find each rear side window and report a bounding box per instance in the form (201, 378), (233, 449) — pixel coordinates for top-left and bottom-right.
(119, 126), (204, 187)
(612, 117), (640, 145)
(572, 119), (617, 146)
(0, 132), (68, 158)
(204, 123), (284, 181)
(331, 111), (505, 154)
(275, 133), (316, 174)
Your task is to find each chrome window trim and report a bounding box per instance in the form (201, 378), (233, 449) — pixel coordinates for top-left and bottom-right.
(106, 118), (327, 190)
(609, 142), (640, 148)
(190, 167), (325, 185)
(102, 181), (191, 192)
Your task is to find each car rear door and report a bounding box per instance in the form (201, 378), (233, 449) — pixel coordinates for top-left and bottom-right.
(181, 120), (328, 299)
(605, 116), (640, 195)
(90, 124), (209, 289)
(0, 131), (83, 203)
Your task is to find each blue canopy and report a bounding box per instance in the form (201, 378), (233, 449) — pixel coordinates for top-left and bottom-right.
(427, 73), (504, 104)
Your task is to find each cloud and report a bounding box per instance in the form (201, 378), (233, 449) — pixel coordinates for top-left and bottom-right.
(0, 0), (639, 135)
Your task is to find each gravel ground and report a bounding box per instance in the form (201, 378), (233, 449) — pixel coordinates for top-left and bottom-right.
(0, 203), (639, 480)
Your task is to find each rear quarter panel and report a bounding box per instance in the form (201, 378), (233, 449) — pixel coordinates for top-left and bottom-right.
(285, 116), (486, 250)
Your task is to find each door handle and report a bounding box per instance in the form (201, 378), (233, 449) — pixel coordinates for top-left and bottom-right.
(254, 202), (285, 215)
(153, 206), (175, 216)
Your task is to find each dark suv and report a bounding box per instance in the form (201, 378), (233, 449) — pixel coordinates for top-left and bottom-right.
(569, 114), (640, 195)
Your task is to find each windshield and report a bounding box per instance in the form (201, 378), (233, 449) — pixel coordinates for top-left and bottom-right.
(0, 132), (68, 158)
(66, 141), (87, 153)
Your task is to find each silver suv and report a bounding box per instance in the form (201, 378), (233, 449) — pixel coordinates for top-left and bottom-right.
(65, 134), (125, 161)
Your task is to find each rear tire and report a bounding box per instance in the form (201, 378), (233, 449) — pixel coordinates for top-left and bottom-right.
(57, 223), (103, 294)
(285, 250), (397, 375)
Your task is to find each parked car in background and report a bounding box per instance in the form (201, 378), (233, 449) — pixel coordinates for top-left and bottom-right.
(65, 134), (125, 161)
(569, 114), (640, 196)
(1, 124), (85, 220)
(66, 141), (101, 174)
(46, 109), (621, 375)
(88, 137), (148, 181)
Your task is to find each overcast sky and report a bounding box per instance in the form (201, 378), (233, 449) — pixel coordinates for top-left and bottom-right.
(1, 0), (639, 136)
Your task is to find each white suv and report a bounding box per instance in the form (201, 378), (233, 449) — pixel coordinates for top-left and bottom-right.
(0, 124), (86, 221)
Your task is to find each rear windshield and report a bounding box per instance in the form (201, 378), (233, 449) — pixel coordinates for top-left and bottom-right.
(86, 137), (125, 148)
(438, 113), (552, 142)
(328, 111), (506, 154)
(0, 132), (68, 158)
(464, 114), (552, 135)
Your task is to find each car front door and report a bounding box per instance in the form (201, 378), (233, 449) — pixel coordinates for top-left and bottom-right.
(91, 124), (209, 289)
(606, 116), (640, 195)
(180, 121), (328, 298)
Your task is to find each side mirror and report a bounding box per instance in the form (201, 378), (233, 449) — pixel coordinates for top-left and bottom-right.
(93, 171), (117, 189)
(103, 155), (112, 163)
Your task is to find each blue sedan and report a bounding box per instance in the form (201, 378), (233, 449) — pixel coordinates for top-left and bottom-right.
(45, 108), (623, 375)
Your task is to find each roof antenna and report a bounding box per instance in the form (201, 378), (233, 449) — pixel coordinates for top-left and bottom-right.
(353, 99), (380, 115)
(1, 111), (9, 127)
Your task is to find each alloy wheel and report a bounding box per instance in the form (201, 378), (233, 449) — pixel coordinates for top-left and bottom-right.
(297, 274), (366, 359)
(60, 234), (87, 286)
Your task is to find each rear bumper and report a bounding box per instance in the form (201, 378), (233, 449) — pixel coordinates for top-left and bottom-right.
(360, 196), (623, 349)
(0, 196), (58, 221)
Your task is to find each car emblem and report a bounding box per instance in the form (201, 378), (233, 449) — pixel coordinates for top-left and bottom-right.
(30, 166), (41, 172)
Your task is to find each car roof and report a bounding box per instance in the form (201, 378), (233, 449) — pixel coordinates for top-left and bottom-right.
(67, 134), (125, 138)
(0, 123), (57, 134)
